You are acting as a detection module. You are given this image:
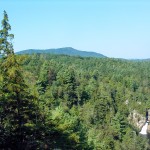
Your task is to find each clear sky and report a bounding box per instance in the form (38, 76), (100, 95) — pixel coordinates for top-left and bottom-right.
(0, 0), (150, 58)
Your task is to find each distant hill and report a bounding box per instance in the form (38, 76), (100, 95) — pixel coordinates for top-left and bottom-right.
(16, 47), (106, 58)
(129, 58), (150, 62)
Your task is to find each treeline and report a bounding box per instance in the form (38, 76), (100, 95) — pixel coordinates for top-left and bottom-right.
(0, 11), (150, 149)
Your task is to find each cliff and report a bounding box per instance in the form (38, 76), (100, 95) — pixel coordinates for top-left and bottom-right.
(128, 110), (146, 130)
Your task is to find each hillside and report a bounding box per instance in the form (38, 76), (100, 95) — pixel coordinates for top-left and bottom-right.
(1, 52), (150, 149)
(22, 54), (150, 149)
(16, 47), (106, 58)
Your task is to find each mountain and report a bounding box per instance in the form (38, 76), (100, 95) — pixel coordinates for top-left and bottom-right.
(16, 47), (106, 58)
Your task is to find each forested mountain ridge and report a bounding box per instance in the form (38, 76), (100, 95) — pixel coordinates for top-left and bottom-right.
(16, 48), (150, 60)
(16, 47), (106, 58)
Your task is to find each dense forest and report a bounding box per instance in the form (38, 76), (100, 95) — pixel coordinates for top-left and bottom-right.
(0, 11), (150, 150)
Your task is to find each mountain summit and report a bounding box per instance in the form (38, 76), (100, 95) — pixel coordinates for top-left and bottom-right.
(16, 47), (106, 58)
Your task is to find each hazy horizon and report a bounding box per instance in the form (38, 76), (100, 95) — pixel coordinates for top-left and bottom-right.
(0, 0), (150, 59)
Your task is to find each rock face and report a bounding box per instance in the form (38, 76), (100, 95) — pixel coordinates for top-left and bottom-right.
(128, 110), (146, 130)
(147, 123), (150, 133)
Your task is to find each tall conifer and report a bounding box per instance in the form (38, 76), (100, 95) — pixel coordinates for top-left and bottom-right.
(0, 11), (39, 149)
(0, 10), (14, 55)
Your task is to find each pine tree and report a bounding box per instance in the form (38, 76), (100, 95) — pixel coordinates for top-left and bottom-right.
(0, 11), (39, 149)
(0, 10), (14, 56)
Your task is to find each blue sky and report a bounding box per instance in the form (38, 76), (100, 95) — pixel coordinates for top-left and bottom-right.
(0, 0), (150, 58)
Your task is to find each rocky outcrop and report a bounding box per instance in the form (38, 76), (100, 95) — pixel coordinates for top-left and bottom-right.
(128, 110), (146, 130)
(147, 123), (150, 133)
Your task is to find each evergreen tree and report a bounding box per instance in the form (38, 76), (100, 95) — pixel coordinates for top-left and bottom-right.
(0, 11), (39, 149)
(0, 10), (14, 56)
